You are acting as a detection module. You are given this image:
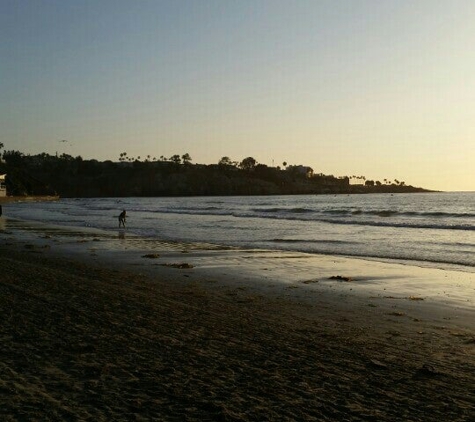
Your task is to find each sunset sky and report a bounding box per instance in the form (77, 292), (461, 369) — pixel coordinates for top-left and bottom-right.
(1, 0), (474, 191)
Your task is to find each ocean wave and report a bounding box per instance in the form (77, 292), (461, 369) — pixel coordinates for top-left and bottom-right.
(258, 242), (475, 269)
(251, 213), (474, 231)
(74, 204), (117, 211)
(319, 209), (475, 218)
(271, 238), (357, 245)
(288, 208), (313, 214)
(253, 208), (283, 213)
(110, 203), (475, 221)
(314, 218), (475, 231)
(310, 250), (475, 269)
(130, 207), (475, 231)
(252, 207), (314, 214)
(324, 209), (351, 214)
(146, 207), (229, 215)
(428, 240), (475, 248)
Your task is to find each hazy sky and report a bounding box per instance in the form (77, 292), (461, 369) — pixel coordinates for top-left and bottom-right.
(1, 0), (474, 191)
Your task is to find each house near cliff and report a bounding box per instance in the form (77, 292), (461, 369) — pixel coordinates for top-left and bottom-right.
(287, 165), (314, 178)
(0, 174), (6, 197)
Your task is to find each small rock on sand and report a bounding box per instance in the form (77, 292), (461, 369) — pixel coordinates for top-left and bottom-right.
(142, 253), (160, 259)
(160, 263), (194, 269)
(329, 275), (352, 282)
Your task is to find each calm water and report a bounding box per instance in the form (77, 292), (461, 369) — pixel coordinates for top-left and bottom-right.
(3, 192), (475, 270)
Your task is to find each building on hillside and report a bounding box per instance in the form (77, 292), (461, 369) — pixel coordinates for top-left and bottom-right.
(286, 165), (314, 178)
(312, 174), (350, 191)
(0, 174), (6, 197)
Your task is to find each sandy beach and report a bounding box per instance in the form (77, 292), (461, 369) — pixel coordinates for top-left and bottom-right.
(1, 218), (474, 421)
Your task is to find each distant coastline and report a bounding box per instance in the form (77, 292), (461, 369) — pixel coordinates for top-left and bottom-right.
(0, 152), (432, 198)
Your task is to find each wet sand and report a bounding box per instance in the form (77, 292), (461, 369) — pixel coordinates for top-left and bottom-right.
(1, 218), (474, 421)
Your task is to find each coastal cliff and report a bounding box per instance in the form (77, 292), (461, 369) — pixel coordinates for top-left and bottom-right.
(0, 154), (430, 198)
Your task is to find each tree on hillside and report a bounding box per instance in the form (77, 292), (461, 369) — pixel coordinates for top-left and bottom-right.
(59, 153), (74, 161)
(239, 157), (257, 171)
(3, 150), (25, 166)
(218, 156), (233, 166)
(170, 154), (181, 165)
(182, 153), (192, 165)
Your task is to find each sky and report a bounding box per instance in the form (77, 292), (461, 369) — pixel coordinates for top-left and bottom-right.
(1, 0), (474, 191)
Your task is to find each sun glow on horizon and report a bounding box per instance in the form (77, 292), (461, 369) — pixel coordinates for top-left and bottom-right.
(1, 0), (474, 192)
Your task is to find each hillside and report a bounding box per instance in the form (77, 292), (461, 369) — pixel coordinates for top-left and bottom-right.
(0, 153), (430, 197)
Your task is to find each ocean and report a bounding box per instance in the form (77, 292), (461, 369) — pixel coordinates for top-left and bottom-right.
(3, 192), (474, 271)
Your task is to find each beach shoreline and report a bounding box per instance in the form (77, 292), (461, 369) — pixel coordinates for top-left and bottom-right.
(1, 218), (474, 420)
(0, 195), (59, 204)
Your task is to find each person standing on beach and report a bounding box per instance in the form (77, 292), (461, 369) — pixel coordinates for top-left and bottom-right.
(118, 209), (126, 228)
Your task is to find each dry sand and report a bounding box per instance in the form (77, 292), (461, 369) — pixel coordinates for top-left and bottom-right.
(1, 218), (474, 421)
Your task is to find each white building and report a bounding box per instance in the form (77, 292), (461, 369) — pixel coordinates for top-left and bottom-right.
(0, 174), (6, 197)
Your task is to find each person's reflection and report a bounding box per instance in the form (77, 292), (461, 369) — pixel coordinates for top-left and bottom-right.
(118, 230), (125, 240)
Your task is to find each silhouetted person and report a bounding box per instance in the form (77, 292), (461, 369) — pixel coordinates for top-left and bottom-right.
(118, 209), (126, 228)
